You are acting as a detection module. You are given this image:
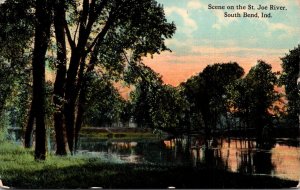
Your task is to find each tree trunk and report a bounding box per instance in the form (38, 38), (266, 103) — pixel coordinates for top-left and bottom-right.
(74, 61), (86, 151)
(74, 86), (86, 151)
(32, 0), (52, 160)
(24, 102), (34, 148)
(53, 0), (67, 155)
(64, 51), (82, 154)
(63, 1), (112, 154)
(74, 47), (98, 151)
(64, 26), (90, 154)
(63, 0), (90, 153)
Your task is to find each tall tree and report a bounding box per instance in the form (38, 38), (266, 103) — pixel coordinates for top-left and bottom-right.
(181, 62), (244, 132)
(56, 0), (175, 153)
(0, 0), (30, 113)
(52, 0), (68, 155)
(229, 60), (279, 137)
(130, 64), (163, 127)
(240, 61), (278, 138)
(200, 62), (244, 129)
(1, 0), (176, 155)
(0, 0), (34, 146)
(280, 45), (300, 127)
(181, 75), (208, 131)
(31, 0), (52, 160)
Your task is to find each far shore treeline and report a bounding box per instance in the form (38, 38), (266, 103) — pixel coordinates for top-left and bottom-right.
(0, 0), (299, 161)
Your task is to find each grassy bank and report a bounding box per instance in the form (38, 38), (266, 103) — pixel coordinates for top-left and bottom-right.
(0, 142), (298, 189)
(80, 127), (159, 139)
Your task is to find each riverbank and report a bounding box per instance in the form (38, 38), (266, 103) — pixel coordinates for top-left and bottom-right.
(0, 142), (298, 189)
(80, 127), (160, 139)
(158, 126), (300, 139)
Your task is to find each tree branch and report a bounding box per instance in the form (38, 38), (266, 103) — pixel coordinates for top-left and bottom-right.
(64, 20), (76, 50)
(85, 12), (114, 54)
(85, 0), (109, 44)
(73, 19), (80, 43)
(77, 0), (90, 47)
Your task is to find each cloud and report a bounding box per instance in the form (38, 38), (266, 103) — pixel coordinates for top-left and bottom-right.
(143, 48), (285, 86)
(187, 0), (204, 10)
(262, 20), (300, 39)
(150, 0), (300, 86)
(165, 6), (198, 35)
(211, 10), (239, 30)
(191, 46), (287, 56)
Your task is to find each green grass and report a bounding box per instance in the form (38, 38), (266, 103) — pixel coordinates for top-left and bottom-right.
(80, 132), (157, 139)
(79, 127), (158, 139)
(0, 141), (298, 189)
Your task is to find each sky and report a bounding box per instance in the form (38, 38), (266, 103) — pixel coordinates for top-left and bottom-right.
(143, 0), (300, 86)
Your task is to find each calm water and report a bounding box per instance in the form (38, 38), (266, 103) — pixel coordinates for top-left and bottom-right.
(8, 129), (300, 181)
(75, 136), (300, 181)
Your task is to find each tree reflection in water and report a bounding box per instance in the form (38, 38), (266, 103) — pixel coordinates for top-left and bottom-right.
(253, 139), (276, 174)
(74, 135), (299, 181)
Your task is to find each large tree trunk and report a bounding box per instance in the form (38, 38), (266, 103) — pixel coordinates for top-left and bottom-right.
(24, 102), (34, 148)
(53, 0), (67, 155)
(32, 0), (52, 160)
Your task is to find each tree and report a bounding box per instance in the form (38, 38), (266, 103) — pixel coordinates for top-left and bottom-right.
(247, 61), (278, 129)
(1, 0), (176, 156)
(201, 62), (244, 129)
(83, 74), (125, 127)
(229, 61), (278, 139)
(31, 0), (52, 160)
(50, 0), (68, 155)
(181, 75), (208, 131)
(181, 62), (244, 133)
(0, 0), (33, 114)
(130, 64), (188, 129)
(0, 0), (34, 145)
(280, 45), (300, 127)
(51, 0), (176, 153)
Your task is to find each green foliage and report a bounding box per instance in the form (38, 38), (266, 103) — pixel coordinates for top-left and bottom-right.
(181, 62), (244, 129)
(0, 112), (9, 142)
(227, 61), (279, 134)
(63, 0), (176, 83)
(245, 61), (278, 128)
(83, 73), (126, 127)
(131, 65), (188, 128)
(1, 0), (176, 157)
(0, 0), (34, 130)
(280, 45), (300, 126)
(0, 0), (34, 57)
(0, 56), (32, 130)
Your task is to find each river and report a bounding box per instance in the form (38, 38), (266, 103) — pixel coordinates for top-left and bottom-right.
(73, 135), (300, 181)
(9, 128), (300, 182)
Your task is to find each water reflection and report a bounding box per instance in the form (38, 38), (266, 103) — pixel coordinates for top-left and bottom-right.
(76, 136), (300, 181)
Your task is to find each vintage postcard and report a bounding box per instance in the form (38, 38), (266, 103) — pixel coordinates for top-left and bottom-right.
(0, 0), (299, 188)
